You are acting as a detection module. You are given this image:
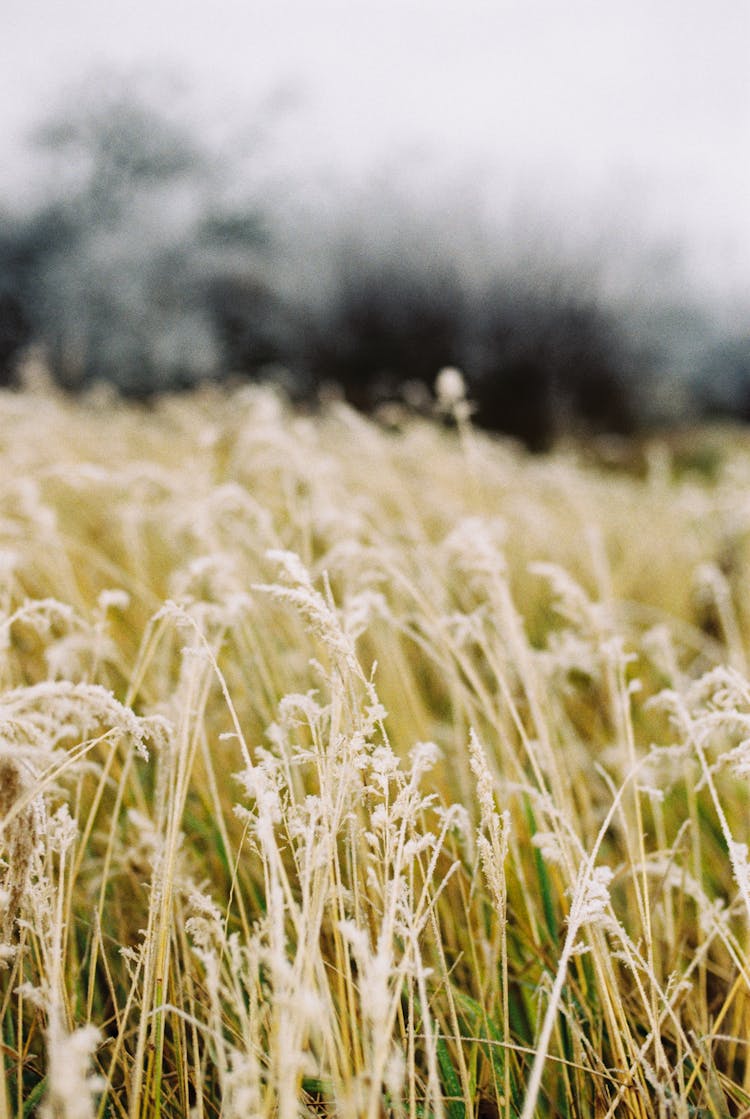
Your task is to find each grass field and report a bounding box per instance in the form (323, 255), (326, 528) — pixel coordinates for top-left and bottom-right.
(2, 376), (750, 1118)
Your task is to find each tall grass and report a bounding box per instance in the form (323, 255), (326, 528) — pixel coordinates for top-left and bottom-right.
(2, 374), (750, 1117)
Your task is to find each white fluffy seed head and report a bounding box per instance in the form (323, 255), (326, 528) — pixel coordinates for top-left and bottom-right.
(435, 366), (466, 407)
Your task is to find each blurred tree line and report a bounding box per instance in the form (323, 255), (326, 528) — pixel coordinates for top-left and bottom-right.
(1, 85), (748, 447)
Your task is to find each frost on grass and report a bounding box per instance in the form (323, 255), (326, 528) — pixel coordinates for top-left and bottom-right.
(41, 1023), (103, 1119)
(0, 755), (38, 955)
(3, 384), (750, 1117)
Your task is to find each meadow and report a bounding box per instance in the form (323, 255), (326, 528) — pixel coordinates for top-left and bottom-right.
(2, 372), (750, 1119)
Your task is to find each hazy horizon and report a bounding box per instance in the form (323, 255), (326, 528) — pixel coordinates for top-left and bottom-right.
(3, 0), (748, 301)
(2, 0), (749, 440)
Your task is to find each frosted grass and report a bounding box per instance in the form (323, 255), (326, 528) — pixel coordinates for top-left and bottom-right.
(1, 377), (750, 1116)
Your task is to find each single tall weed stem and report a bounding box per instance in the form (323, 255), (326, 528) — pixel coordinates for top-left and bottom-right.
(520, 760), (641, 1119)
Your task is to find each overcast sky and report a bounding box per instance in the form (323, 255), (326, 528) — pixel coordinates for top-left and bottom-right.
(3, 0), (749, 297)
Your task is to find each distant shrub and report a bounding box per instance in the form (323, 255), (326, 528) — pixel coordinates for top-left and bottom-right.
(290, 240), (637, 446)
(467, 287), (636, 448)
(0, 288), (30, 385)
(205, 274), (292, 378)
(694, 334), (750, 421)
(301, 252), (466, 410)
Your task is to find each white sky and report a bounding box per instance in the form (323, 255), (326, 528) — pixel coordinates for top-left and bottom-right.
(2, 0), (749, 296)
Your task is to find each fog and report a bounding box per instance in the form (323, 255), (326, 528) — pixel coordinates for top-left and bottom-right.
(1, 1), (748, 442)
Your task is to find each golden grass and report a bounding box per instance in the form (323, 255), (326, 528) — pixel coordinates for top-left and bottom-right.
(2, 377), (750, 1118)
